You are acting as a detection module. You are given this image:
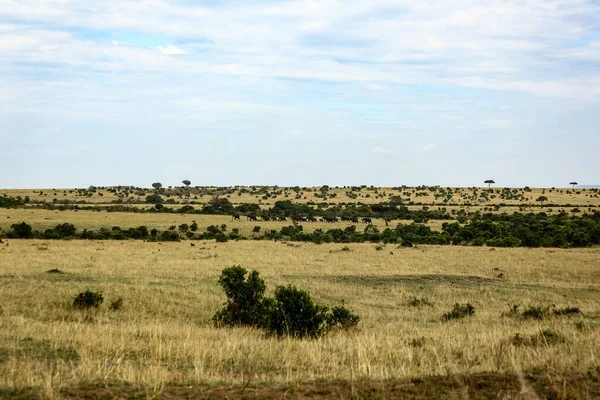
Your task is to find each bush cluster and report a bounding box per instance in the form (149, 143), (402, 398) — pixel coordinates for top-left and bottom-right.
(213, 266), (360, 338)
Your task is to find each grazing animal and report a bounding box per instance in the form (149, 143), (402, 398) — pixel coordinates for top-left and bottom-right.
(362, 217), (372, 224)
(232, 214), (240, 221)
(307, 216), (317, 222)
(247, 215), (258, 221)
(278, 216), (287, 221)
(262, 216), (271, 221)
(190, 243), (195, 247)
(349, 217), (359, 223)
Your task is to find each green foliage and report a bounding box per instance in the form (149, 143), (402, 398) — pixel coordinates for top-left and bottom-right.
(327, 306), (360, 330)
(521, 306), (551, 320)
(266, 285), (330, 338)
(443, 303), (475, 321)
(213, 266), (359, 339)
(159, 230), (180, 242)
(212, 266), (271, 328)
(10, 222), (33, 238)
(145, 193), (164, 204)
(73, 290), (104, 309)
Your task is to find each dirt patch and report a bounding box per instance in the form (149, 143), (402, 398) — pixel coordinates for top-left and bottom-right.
(11, 368), (594, 399)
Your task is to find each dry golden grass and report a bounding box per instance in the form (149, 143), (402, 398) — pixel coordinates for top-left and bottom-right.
(2, 186), (599, 207)
(0, 239), (599, 394)
(0, 208), (454, 236)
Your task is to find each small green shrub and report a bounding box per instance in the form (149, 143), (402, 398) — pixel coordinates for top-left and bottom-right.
(407, 296), (433, 307)
(110, 297), (124, 311)
(521, 306), (551, 320)
(253, 226), (261, 233)
(327, 306), (360, 330)
(73, 290), (103, 309)
(267, 285), (329, 338)
(553, 306), (581, 316)
(212, 266), (270, 328)
(443, 303), (475, 321)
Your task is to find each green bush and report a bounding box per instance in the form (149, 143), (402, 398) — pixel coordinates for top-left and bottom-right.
(212, 266), (271, 328)
(327, 306), (360, 330)
(73, 290), (103, 309)
(212, 266), (360, 339)
(443, 303), (475, 321)
(10, 222), (33, 238)
(266, 285), (329, 338)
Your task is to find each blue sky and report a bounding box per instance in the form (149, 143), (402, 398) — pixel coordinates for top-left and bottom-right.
(1, 0), (599, 188)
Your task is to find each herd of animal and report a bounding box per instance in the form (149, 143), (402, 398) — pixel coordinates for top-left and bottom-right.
(232, 214), (372, 223)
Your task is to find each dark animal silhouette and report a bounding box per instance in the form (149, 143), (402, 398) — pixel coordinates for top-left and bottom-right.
(232, 214), (240, 221)
(190, 243), (195, 247)
(362, 217), (372, 224)
(247, 215), (258, 221)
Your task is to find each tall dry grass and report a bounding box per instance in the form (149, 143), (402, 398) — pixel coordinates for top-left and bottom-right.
(0, 239), (598, 392)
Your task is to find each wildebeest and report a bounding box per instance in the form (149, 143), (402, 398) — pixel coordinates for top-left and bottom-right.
(247, 215), (258, 221)
(349, 217), (359, 223)
(232, 214), (240, 221)
(362, 217), (372, 224)
(262, 216), (271, 221)
(307, 216), (317, 222)
(278, 216), (287, 221)
(190, 243), (195, 247)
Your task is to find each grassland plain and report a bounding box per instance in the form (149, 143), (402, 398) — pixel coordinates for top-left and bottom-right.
(2, 186), (599, 207)
(0, 239), (599, 399)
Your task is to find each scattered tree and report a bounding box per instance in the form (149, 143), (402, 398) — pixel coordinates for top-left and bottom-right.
(151, 182), (162, 190)
(182, 180), (191, 187)
(570, 182), (578, 189)
(536, 195), (548, 205)
(484, 179), (495, 188)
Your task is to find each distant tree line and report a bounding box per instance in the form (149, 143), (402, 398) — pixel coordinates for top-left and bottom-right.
(4, 211), (599, 248)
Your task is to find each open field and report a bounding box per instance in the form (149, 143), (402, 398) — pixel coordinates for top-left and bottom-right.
(0, 208), (454, 236)
(0, 239), (599, 398)
(2, 186), (599, 207)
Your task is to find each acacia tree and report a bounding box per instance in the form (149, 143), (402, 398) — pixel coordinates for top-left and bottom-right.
(536, 195), (548, 205)
(484, 179), (495, 188)
(182, 180), (191, 187)
(152, 182), (162, 190)
(569, 182), (578, 189)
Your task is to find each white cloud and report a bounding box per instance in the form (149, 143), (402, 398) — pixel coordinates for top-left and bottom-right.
(422, 144), (438, 151)
(156, 45), (185, 55)
(372, 147), (396, 154)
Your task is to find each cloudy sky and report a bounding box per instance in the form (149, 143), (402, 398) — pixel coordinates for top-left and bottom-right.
(1, 0), (599, 188)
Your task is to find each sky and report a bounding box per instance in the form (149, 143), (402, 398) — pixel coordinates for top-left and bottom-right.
(1, 0), (599, 189)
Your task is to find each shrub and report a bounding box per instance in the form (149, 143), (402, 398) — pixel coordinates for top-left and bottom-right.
(553, 306), (581, 316)
(253, 226), (261, 233)
(73, 290), (103, 309)
(110, 297), (124, 311)
(443, 303), (475, 321)
(212, 266), (271, 328)
(327, 306), (360, 330)
(10, 222), (33, 238)
(407, 296), (433, 307)
(46, 268), (63, 274)
(159, 230), (180, 242)
(213, 267), (360, 338)
(521, 306), (551, 320)
(266, 285), (329, 338)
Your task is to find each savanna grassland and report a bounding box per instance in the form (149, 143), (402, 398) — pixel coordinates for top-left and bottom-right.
(0, 185), (599, 399)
